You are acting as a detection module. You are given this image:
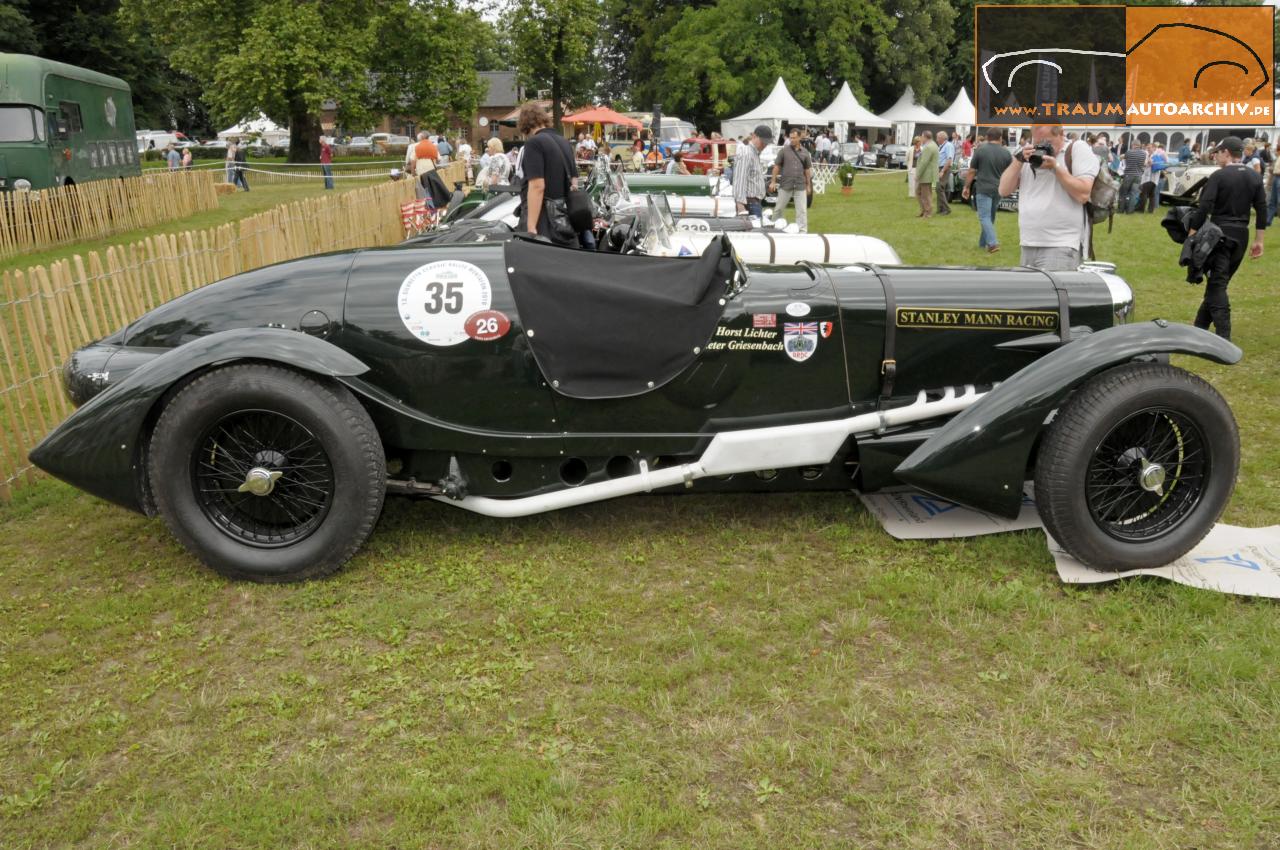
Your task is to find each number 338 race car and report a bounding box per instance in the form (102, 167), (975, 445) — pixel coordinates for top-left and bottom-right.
(31, 236), (1241, 582)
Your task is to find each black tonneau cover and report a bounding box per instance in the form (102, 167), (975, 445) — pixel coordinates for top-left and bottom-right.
(505, 235), (734, 399)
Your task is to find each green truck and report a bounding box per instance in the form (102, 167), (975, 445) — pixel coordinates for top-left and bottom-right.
(0, 53), (140, 191)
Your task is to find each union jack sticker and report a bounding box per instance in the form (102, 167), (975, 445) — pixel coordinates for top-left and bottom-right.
(783, 322), (819, 363)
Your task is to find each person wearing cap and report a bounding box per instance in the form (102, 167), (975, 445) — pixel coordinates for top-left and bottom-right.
(734, 124), (771, 220)
(1185, 136), (1266, 340)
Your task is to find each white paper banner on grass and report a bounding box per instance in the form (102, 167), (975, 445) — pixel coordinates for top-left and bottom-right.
(858, 486), (1280, 599)
(856, 483), (1041, 539)
(1050, 525), (1280, 597)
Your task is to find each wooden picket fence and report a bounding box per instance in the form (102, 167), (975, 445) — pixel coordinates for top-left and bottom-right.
(0, 170), (218, 260)
(0, 177), (416, 498)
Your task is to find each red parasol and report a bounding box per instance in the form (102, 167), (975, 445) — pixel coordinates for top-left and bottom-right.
(561, 107), (642, 128)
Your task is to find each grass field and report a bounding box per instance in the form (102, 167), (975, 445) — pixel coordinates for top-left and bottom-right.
(2, 172), (1278, 849)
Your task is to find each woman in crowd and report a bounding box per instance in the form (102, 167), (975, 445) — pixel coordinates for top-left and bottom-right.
(477, 137), (511, 188)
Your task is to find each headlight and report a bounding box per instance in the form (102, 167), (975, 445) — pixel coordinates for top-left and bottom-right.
(13, 178), (31, 191)
(1084, 264), (1135, 325)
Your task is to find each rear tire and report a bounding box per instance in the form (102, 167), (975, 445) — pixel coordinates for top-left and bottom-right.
(149, 364), (385, 582)
(1034, 362), (1238, 570)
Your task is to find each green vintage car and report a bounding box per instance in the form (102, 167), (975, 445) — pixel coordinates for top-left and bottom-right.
(624, 172), (724, 197)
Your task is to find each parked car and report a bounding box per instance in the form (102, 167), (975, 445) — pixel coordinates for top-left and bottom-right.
(945, 154), (970, 202)
(677, 138), (737, 175)
(1160, 163), (1219, 206)
(137, 131), (182, 153)
(32, 228), (1243, 583)
(875, 144), (909, 169)
(371, 133), (413, 152)
(836, 142), (866, 164)
(346, 136), (374, 155)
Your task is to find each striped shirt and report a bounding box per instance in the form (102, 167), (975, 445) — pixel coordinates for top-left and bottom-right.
(1122, 147), (1147, 177)
(733, 142), (766, 204)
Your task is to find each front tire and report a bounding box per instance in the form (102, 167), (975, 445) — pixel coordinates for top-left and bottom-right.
(149, 364), (385, 582)
(1034, 362), (1238, 570)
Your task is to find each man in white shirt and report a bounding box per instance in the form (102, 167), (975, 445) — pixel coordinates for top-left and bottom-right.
(998, 123), (1099, 271)
(816, 132), (832, 163)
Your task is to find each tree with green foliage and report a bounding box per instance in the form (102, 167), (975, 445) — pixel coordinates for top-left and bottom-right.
(599, 0), (702, 109)
(121, 0), (488, 161)
(509, 0), (600, 126)
(641, 0), (955, 131)
(0, 0), (39, 53)
(0, 0), (208, 135)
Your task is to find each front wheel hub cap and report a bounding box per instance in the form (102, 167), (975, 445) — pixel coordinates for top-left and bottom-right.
(1139, 461), (1166, 495)
(237, 467), (283, 497)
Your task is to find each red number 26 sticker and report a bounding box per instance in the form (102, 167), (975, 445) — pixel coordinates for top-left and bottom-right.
(464, 309), (511, 342)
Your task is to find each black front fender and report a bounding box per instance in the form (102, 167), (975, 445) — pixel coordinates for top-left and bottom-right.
(894, 321), (1241, 518)
(29, 329), (369, 514)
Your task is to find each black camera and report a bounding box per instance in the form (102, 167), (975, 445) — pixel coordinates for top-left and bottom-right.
(1026, 142), (1056, 170)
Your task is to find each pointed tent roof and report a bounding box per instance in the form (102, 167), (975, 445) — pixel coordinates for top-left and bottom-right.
(727, 77), (827, 125)
(817, 82), (891, 127)
(877, 87), (942, 124)
(936, 87), (976, 126)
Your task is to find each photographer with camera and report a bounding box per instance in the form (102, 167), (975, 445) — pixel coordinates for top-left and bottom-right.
(998, 124), (1098, 271)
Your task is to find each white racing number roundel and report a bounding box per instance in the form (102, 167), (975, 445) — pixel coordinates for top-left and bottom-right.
(398, 260), (493, 346)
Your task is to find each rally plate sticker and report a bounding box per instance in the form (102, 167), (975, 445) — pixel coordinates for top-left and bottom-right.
(398, 260), (493, 346)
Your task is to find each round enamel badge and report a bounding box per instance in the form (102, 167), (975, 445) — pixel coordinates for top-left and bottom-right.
(398, 261), (493, 346)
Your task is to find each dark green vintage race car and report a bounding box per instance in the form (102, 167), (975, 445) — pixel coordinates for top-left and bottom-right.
(31, 237), (1241, 582)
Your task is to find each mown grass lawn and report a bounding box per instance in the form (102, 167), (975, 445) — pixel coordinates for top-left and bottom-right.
(2, 172), (1278, 849)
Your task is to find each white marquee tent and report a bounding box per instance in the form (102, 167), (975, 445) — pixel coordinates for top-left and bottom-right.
(817, 82), (890, 143)
(720, 77), (827, 141)
(217, 114), (290, 146)
(877, 87), (942, 144)
(936, 87), (976, 136)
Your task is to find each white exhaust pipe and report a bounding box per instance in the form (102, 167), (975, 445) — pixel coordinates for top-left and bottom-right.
(434, 385), (985, 518)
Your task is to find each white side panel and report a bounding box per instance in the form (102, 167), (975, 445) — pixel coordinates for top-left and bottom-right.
(698, 419), (865, 475)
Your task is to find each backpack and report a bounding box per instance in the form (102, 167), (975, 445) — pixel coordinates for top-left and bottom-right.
(1064, 141), (1118, 260)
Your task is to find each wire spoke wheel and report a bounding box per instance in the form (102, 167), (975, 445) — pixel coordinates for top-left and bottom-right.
(150, 364), (385, 581)
(1034, 362), (1238, 571)
(1085, 408), (1207, 541)
(193, 409), (334, 547)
